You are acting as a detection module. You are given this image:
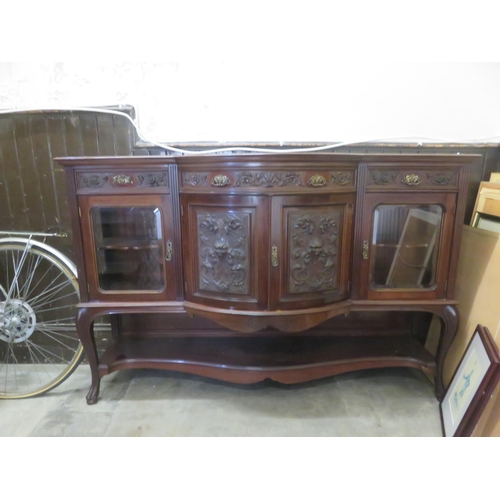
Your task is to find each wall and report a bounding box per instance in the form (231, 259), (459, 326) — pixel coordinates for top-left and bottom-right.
(2, 62), (500, 145)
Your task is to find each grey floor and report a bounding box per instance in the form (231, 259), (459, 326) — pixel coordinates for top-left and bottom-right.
(1, 366), (443, 437)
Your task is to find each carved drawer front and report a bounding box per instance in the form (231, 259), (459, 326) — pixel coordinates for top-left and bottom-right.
(180, 169), (356, 192)
(76, 170), (170, 193)
(366, 167), (460, 191)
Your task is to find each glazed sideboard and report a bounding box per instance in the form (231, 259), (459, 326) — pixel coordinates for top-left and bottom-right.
(59, 153), (479, 404)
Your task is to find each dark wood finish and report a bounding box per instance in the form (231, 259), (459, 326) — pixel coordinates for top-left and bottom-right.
(181, 193), (270, 310)
(357, 191), (457, 300)
(270, 193), (354, 309)
(59, 153), (481, 404)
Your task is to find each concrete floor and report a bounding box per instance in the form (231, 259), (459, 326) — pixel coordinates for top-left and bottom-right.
(1, 366), (443, 437)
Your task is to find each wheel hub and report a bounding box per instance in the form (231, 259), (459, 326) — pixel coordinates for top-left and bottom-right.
(0, 299), (37, 343)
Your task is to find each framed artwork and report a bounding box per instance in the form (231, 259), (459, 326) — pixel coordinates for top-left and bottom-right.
(441, 325), (500, 437)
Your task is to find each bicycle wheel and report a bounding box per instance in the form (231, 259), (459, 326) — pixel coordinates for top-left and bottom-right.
(0, 237), (84, 398)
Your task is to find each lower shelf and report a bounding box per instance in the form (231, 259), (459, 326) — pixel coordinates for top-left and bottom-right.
(98, 336), (436, 384)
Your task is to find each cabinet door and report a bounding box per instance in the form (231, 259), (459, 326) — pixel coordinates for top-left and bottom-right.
(270, 194), (354, 310)
(358, 192), (456, 300)
(181, 194), (269, 310)
(79, 194), (177, 301)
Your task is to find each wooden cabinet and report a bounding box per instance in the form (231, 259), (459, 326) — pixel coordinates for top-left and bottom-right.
(59, 153), (480, 405)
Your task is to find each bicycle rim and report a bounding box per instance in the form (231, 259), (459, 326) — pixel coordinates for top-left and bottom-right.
(0, 240), (83, 398)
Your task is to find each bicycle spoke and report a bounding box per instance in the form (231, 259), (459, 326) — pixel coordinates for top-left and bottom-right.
(0, 240), (82, 398)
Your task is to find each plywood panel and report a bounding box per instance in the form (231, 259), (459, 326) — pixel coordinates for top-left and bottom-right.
(439, 225), (500, 436)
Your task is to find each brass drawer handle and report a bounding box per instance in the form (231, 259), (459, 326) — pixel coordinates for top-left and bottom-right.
(271, 245), (279, 267)
(402, 174), (421, 186)
(112, 174), (133, 185)
(165, 240), (173, 261)
(308, 174), (327, 187)
(362, 240), (369, 260)
(211, 175), (231, 187)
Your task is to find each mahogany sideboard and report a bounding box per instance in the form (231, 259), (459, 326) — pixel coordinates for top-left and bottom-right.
(59, 153), (479, 404)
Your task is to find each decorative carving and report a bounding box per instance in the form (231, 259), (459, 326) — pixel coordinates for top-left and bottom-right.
(235, 171), (303, 188)
(137, 172), (168, 188)
(426, 172), (457, 186)
(289, 211), (340, 293)
(331, 172), (353, 185)
(184, 174), (208, 186)
(401, 174), (421, 186)
(77, 174), (109, 189)
(198, 212), (250, 294)
(371, 171), (398, 185)
(308, 174), (327, 187)
(211, 175), (231, 187)
(113, 175), (133, 185)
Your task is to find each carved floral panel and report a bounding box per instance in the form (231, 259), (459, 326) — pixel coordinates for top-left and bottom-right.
(197, 211), (251, 294)
(288, 209), (341, 293)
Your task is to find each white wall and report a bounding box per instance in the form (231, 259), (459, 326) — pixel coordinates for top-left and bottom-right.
(1, 62), (500, 145)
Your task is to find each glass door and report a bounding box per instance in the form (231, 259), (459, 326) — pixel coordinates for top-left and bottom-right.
(358, 192), (456, 300)
(79, 195), (176, 301)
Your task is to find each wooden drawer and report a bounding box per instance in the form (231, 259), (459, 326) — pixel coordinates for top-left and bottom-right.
(180, 168), (357, 192)
(75, 169), (170, 194)
(366, 167), (460, 191)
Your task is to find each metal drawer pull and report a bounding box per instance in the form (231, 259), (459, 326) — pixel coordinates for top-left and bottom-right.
(308, 174), (327, 187)
(165, 240), (173, 261)
(402, 174), (421, 186)
(112, 174), (133, 185)
(362, 240), (369, 260)
(211, 175), (231, 187)
(271, 245), (279, 267)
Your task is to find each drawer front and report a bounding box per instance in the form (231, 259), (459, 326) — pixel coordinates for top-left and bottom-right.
(366, 167), (460, 191)
(180, 168), (357, 192)
(75, 170), (170, 194)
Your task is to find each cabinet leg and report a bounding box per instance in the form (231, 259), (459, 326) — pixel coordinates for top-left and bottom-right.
(77, 307), (101, 405)
(434, 304), (459, 402)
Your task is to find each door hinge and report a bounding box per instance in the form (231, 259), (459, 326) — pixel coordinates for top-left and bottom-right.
(184, 281), (188, 293)
(78, 206), (82, 217)
(181, 205), (184, 217)
(87, 283), (90, 294)
(347, 280), (351, 292)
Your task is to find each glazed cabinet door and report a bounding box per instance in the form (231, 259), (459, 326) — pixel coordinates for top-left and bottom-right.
(181, 194), (270, 310)
(78, 194), (178, 301)
(357, 192), (456, 300)
(270, 193), (355, 310)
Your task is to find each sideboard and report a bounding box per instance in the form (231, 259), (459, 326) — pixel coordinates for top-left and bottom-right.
(59, 153), (479, 404)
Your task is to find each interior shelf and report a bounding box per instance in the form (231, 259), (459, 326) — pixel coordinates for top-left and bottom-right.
(98, 335), (436, 384)
(95, 237), (160, 250)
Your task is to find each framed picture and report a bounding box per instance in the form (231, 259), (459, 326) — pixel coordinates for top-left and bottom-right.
(441, 325), (500, 437)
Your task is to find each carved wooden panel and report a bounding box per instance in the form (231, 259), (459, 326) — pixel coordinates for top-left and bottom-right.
(76, 171), (169, 192)
(182, 194), (269, 309)
(366, 168), (460, 190)
(197, 211), (251, 294)
(270, 194), (354, 310)
(180, 169), (356, 191)
(287, 209), (341, 294)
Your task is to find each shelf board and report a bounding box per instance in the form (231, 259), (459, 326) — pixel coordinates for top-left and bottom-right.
(98, 335), (436, 384)
(96, 237), (160, 250)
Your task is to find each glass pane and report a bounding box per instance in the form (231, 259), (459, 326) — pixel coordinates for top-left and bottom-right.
(370, 204), (443, 289)
(91, 206), (165, 291)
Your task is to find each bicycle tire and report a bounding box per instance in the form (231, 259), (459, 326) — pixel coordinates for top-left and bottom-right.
(0, 237), (84, 398)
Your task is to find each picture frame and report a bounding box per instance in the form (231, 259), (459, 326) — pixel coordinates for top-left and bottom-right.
(440, 325), (500, 437)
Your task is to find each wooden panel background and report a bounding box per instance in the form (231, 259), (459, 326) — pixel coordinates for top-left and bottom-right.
(0, 107), (138, 261)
